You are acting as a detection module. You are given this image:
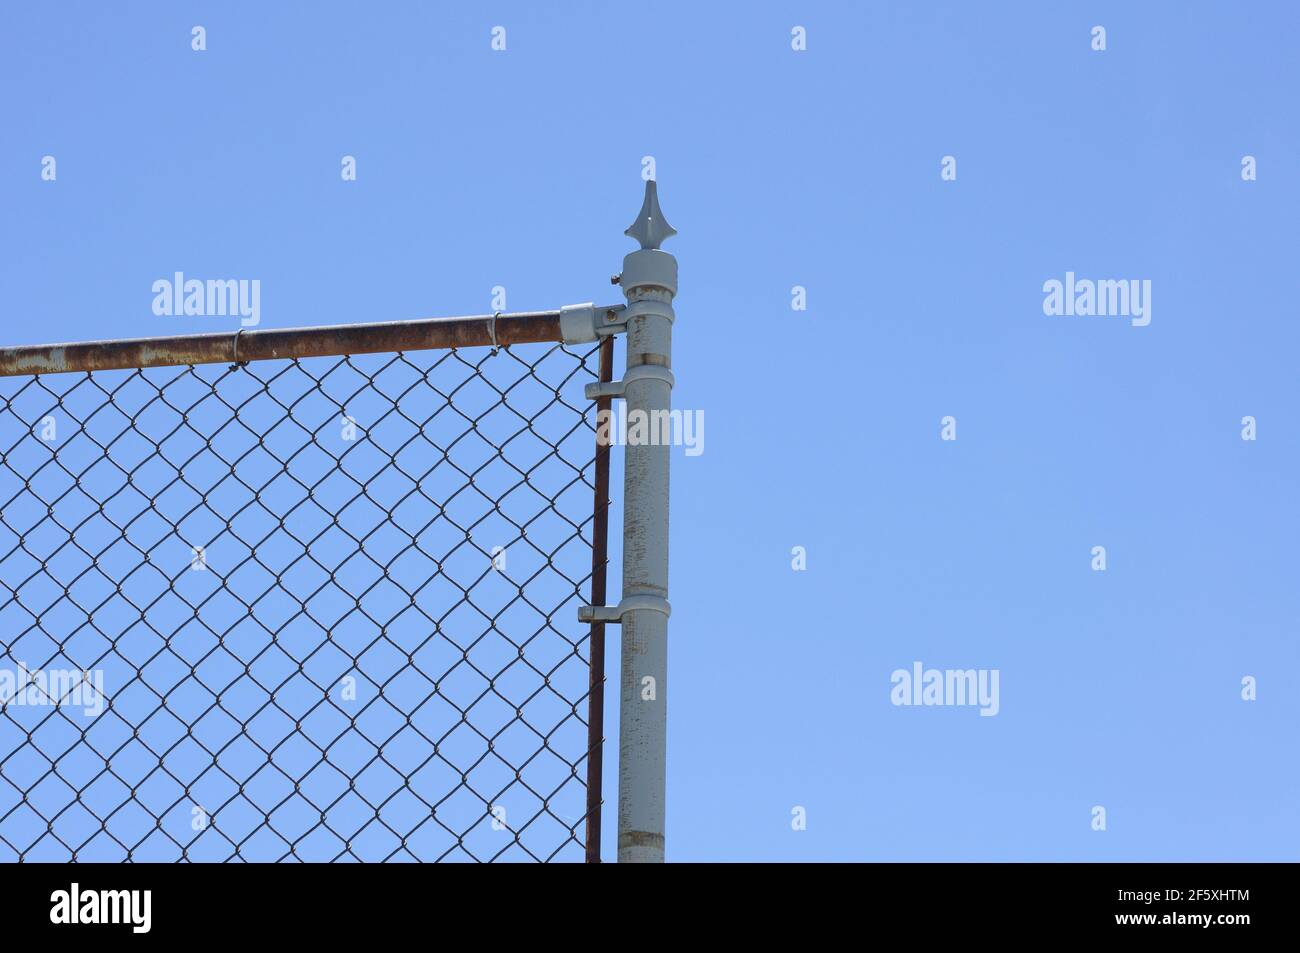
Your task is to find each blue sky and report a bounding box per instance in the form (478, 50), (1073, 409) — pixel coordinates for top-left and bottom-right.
(2, 2), (1297, 861)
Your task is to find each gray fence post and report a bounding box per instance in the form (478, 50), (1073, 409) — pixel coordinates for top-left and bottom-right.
(572, 180), (676, 862)
(616, 181), (676, 862)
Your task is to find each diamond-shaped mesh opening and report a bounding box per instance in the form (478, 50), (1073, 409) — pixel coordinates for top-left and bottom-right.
(0, 342), (601, 862)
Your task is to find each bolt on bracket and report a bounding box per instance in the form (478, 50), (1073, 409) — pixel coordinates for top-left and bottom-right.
(559, 302), (628, 344)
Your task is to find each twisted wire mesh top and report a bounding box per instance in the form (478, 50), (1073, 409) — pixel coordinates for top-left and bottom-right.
(0, 342), (600, 862)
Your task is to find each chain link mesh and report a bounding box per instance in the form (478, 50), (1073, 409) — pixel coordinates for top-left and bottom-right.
(0, 341), (602, 862)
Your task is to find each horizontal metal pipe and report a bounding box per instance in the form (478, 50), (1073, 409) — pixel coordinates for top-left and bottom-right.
(0, 310), (570, 378)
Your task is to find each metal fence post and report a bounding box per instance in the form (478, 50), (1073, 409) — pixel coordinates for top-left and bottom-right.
(616, 181), (676, 862)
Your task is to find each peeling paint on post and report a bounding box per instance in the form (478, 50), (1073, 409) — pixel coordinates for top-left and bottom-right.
(617, 181), (676, 863)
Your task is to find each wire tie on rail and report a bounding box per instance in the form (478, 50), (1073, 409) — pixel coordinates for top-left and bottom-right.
(230, 328), (248, 370)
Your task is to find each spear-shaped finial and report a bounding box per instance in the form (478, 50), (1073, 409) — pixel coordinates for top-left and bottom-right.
(625, 179), (677, 250)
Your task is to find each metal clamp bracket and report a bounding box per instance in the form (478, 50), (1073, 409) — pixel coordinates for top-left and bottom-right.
(579, 593), (671, 624)
(583, 363), (675, 401)
(559, 302), (628, 344)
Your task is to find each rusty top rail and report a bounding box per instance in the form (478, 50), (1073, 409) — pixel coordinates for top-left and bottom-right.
(0, 310), (577, 378)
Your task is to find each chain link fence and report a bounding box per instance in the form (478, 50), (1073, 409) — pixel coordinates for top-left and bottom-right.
(0, 334), (609, 862)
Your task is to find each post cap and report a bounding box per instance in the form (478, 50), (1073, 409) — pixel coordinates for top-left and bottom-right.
(625, 180), (677, 250)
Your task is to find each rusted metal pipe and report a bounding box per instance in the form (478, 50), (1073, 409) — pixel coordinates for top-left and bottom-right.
(0, 311), (575, 378)
(583, 334), (615, 863)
